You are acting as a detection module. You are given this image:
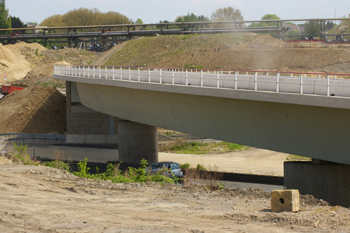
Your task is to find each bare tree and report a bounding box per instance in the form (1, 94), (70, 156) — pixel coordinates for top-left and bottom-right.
(211, 7), (243, 21)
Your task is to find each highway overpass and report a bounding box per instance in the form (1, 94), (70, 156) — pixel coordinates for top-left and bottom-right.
(54, 65), (350, 206)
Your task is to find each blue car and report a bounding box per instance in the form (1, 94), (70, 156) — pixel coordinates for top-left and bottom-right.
(146, 162), (183, 178)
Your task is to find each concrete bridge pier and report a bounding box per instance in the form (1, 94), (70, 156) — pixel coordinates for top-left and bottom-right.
(118, 120), (158, 164)
(284, 161), (350, 207)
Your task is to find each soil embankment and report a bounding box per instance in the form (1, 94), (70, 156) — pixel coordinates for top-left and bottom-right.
(0, 86), (66, 134)
(105, 34), (350, 74)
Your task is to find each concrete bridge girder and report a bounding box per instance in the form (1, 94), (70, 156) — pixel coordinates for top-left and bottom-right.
(70, 80), (350, 165)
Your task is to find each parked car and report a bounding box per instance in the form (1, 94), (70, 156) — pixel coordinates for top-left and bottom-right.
(146, 162), (183, 178)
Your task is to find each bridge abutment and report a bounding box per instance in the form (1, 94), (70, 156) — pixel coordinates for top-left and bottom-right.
(284, 161), (350, 207)
(118, 120), (158, 164)
(66, 81), (119, 145)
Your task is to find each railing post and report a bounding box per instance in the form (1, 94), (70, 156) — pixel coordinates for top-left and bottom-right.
(65, 66), (67, 75)
(185, 70), (188, 85)
(128, 67), (131, 81)
(254, 72), (258, 91)
(93, 66), (95, 78)
(217, 72), (220, 88)
(105, 66), (108, 79)
(276, 73), (280, 93)
(99, 66), (101, 79)
(234, 71), (238, 90)
(87, 66), (90, 78)
(159, 69), (162, 83)
(112, 67), (115, 79)
(138, 68), (140, 82)
(267, 72), (269, 76)
(327, 75), (330, 96)
(79, 66), (81, 77)
(83, 66), (85, 77)
(172, 69), (174, 85)
(200, 70), (203, 87)
(335, 75), (337, 79)
(300, 74), (303, 94)
(120, 67), (123, 80)
(148, 68), (151, 82)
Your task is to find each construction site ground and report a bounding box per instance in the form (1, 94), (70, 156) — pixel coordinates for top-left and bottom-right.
(0, 155), (349, 233)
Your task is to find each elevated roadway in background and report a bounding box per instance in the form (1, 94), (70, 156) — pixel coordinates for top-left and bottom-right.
(1, 17), (349, 46)
(54, 66), (350, 206)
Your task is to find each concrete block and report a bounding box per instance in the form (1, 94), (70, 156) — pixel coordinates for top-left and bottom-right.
(66, 134), (86, 144)
(271, 189), (300, 212)
(106, 135), (118, 144)
(85, 135), (107, 144)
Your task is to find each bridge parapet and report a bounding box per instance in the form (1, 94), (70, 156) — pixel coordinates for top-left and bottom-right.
(54, 65), (350, 99)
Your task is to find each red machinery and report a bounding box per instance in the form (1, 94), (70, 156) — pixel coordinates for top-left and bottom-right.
(1, 85), (25, 95)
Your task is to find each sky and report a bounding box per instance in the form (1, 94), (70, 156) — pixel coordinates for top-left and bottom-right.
(6, 0), (350, 25)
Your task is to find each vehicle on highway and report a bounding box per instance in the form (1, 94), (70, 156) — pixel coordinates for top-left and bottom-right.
(146, 161), (183, 178)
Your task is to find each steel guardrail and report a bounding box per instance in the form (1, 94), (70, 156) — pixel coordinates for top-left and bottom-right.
(54, 65), (350, 98)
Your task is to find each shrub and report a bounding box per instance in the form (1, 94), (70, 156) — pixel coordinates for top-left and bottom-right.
(11, 142), (40, 166)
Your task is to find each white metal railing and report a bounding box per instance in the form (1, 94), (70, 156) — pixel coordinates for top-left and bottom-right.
(53, 65), (350, 98)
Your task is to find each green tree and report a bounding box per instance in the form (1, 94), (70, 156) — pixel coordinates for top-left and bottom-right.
(175, 16), (184, 23)
(250, 14), (280, 27)
(261, 14), (280, 21)
(211, 7), (243, 21)
(62, 8), (100, 26)
(183, 13), (198, 22)
(10, 16), (24, 28)
(304, 21), (321, 35)
(0, 0), (11, 33)
(41, 9), (131, 32)
(135, 18), (143, 24)
(197, 15), (209, 22)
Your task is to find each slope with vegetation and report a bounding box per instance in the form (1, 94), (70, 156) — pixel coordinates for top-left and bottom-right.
(104, 33), (350, 74)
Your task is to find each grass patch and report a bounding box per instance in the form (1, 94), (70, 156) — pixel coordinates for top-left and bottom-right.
(159, 140), (249, 154)
(9, 143), (177, 185)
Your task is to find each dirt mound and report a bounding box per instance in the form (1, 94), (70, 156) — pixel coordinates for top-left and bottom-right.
(12, 61), (68, 87)
(0, 43), (32, 83)
(0, 86), (66, 134)
(105, 33), (350, 74)
(5, 42), (47, 67)
(247, 34), (285, 49)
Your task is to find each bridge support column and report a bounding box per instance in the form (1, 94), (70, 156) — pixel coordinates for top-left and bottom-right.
(284, 161), (350, 207)
(118, 120), (158, 164)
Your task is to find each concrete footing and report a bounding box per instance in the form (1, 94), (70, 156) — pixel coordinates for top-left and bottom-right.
(118, 120), (158, 164)
(284, 161), (350, 207)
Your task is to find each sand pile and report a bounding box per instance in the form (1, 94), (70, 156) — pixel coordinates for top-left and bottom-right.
(5, 42), (47, 67)
(16, 61), (71, 86)
(0, 43), (32, 83)
(247, 34), (285, 49)
(0, 86), (66, 134)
